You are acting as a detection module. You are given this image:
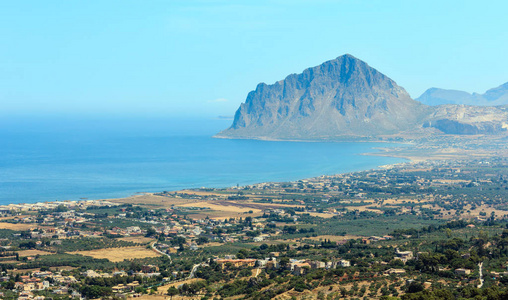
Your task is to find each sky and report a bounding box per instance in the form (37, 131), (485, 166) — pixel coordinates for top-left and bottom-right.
(1, 0), (507, 118)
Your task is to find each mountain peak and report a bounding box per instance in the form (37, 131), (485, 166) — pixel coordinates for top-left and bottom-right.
(216, 54), (427, 140)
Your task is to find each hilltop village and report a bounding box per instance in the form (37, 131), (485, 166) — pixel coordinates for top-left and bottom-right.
(1, 159), (508, 299)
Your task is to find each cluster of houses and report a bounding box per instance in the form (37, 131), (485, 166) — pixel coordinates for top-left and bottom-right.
(0, 200), (119, 214)
(2, 270), (79, 299)
(214, 254), (351, 276)
(1, 264), (168, 300)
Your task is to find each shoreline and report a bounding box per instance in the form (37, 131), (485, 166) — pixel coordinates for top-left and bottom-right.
(0, 143), (412, 209)
(4, 134), (504, 209)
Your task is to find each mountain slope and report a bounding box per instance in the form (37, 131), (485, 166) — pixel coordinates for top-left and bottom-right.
(416, 82), (508, 106)
(216, 54), (429, 140)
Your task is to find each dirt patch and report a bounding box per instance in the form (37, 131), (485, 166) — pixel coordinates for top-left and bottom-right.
(70, 246), (161, 262)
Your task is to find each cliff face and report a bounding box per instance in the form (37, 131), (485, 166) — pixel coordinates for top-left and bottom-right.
(424, 105), (508, 135)
(216, 55), (508, 140)
(216, 54), (429, 140)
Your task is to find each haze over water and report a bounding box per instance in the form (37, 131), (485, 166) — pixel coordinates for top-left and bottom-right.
(0, 117), (406, 204)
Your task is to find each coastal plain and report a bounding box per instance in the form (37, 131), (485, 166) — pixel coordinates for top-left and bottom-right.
(2, 157), (508, 299)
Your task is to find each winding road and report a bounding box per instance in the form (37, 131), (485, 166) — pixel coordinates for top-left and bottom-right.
(151, 241), (172, 264)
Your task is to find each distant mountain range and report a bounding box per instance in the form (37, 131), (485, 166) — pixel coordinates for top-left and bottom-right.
(417, 82), (508, 106)
(216, 55), (508, 140)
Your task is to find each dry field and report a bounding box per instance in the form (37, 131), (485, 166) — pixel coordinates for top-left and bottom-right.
(344, 206), (382, 213)
(295, 211), (336, 218)
(179, 201), (259, 213)
(178, 201), (264, 220)
(381, 197), (430, 205)
(186, 210), (255, 220)
(462, 205), (508, 219)
(178, 190), (223, 197)
(0, 222), (38, 231)
(70, 246), (161, 262)
(17, 249), (53, 257)
(288, 235), (358, 243)
(0, 215), (29, 221)
(109, 194), (196, 207)
(118, 236), (155, 244)
(50, 266), (76, 271)
(0, 260), (19, 264)
(152, 279), (205, 298)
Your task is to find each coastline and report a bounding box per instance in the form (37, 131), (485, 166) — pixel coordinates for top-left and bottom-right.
(0, 141), (411, 209)
(6, 132), (506, 208)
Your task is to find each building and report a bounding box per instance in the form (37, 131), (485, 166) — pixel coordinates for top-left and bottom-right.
(309, 261), (326, 269)
(455, 268), (472, 276)
(293, 263), (311, 275)
(338, 259), (351, 267)
(395, 249), (413, 262)
(215, 259), (256, 269)
(384, 268), (406, 275)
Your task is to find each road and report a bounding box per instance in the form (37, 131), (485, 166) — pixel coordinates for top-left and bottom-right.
(189, 263), (201, 279)
(477, 261), (484, 288)
(151, 241), (172, 264)
(254, 268), (261, 277)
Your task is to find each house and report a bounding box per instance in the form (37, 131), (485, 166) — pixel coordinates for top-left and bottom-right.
(455, 268), (472, 276)
(309, 261), (326, 269)
(338, 259), (351, 267)
(142, 265), (159, 273)
(126, 281), (140, 290)
(384, 268), (406, 275)
(215, 259), (256, 269)
(266, 259), (279, 270)
(395, 249), (413, 262)
(253, 236), (264, 242)
(293, 263), (311, 275)
(112, 284), (127, 293)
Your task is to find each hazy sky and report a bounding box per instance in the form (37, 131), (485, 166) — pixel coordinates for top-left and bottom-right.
(1, 0), (507, 118)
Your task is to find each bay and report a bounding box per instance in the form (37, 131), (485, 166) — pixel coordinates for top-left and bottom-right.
(0, 116), (406, 204)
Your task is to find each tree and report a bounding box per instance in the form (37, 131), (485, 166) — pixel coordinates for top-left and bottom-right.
(145, 228), (157, 237)
(167, 286), (178, 298)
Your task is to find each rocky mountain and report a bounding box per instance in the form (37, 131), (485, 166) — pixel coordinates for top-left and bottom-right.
(416, 82), (508, 106)
(216, 55), (508, 140)
(216, 54), (430, 140)
(424, 105), (508, 135)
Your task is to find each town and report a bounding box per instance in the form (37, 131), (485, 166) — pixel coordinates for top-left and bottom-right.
(1, 158), (508, 299)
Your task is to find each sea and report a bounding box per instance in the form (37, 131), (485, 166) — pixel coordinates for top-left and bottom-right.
(0, 116), (407, 205)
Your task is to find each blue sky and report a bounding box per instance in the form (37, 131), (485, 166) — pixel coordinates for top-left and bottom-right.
(1, 0), (507, 118)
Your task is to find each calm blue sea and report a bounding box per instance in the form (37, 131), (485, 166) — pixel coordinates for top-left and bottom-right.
(0, 116), (407, 204)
